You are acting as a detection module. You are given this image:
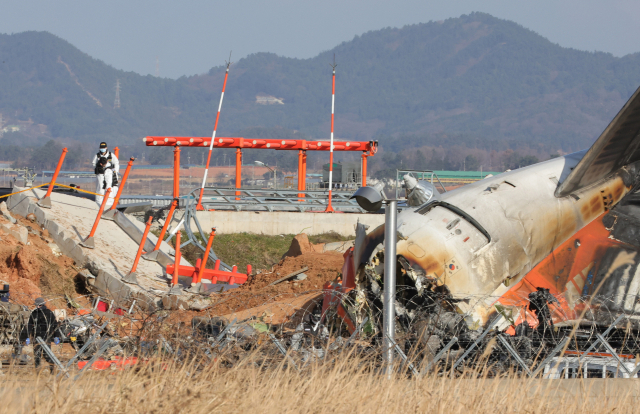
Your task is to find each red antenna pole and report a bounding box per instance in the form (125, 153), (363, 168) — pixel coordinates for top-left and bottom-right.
(196, 55), (232, 211)
(325, 57), (337, 212)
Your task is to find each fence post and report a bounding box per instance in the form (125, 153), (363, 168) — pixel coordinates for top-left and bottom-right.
(103, 157), (135, 220)
(194, 228), (216, 286)
(124, 216), (153, 284)
(142, 198), (178, 262)
(80, 188), (111, 249)
(37, 147), (68, 208)
(171, 231), (181, 288)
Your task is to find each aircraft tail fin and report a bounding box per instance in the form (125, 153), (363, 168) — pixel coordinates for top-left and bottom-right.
(556, 85), (640, 197)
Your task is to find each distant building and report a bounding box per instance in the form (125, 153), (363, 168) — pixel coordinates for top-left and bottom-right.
(255, 94), (284, 105)
(2, 125), (20, 133)
(322, 162), (361, 186)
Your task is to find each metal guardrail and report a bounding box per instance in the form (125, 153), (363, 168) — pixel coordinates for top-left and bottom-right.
(117, 195), (175, 208)
(192, 187), (366, 212)
(113, 187), (416, 213)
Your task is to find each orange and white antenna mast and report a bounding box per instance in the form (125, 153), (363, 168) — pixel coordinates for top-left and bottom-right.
(325, 55), (337, 212)
(197, 53), (232, 211)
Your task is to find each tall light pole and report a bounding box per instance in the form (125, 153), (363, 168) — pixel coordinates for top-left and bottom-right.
(350, 184), (398, 376)
(254, 161), (276, 190)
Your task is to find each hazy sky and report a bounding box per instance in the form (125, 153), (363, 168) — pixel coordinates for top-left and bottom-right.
(2, 0), (640, 79)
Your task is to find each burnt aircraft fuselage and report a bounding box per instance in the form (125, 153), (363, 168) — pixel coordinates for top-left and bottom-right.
(391, 151), (635, 328)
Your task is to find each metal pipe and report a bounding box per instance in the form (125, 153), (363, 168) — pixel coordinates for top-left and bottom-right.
(362, 152), (368, 187)
(107, 157), (135, 212)
(235, 148), (242, 200)
(152, 199), (177, 252)
(80, 187), (111, 248)
(325, 62), (337, 212)
(128, 216), (153, 275)
(197, 61), (231, 211)
(173, 146), (180, 198)
(196, 228), (216, 284)
(38, 147), (68, 208)
(302, 151), (307, 193)
(172, 231), (181, 286)
(298, 149), (303, 200)
(383, 199), (397, 377)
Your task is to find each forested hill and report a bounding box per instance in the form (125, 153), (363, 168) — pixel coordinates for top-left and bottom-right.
(2, 12), (640, 156)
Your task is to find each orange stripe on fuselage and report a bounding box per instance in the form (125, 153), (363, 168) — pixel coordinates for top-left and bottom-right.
(497, 212), (623, 328)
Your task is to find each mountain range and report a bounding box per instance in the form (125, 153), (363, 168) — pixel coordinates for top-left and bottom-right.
(2, 12), (640, 169)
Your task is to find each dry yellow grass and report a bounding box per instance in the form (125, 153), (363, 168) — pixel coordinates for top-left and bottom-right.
(1, 352), (639, 413)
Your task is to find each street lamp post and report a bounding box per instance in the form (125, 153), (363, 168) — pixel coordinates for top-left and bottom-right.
(254, 161), (276, 190)
(350, 184), (398, 377)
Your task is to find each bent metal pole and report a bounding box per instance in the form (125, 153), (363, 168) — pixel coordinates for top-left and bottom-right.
(38, 147), (68, 209)
(197, 60), (231, 211)
(325, 60), (337, 212)
(383, 200), (398, 377)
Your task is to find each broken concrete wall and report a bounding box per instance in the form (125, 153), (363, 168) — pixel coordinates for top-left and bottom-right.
(7, 190), (161, 311)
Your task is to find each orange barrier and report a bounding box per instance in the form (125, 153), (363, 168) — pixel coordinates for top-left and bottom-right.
(167, 260), (250, 286)
(80, 188), (111, 249)
(38, 147), (68, 208)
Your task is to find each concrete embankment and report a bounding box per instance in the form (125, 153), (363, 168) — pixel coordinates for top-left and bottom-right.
(7, 188), (206, 311)
(195, 210), (384, 237)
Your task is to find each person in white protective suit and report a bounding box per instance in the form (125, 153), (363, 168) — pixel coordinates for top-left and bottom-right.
(91, 142), (120, 208)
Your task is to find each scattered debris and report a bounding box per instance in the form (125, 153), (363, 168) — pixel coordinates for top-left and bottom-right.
(268, 266), (309, 286)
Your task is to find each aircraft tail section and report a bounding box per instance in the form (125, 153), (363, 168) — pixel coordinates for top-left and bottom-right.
(556, 85), (640, 197)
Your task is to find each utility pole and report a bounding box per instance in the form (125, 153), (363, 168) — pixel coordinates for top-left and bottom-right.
(155, 56), (160, 77)
(114, 79), (121, 109)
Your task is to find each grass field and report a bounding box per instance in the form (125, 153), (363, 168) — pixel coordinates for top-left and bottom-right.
(1, 353), (637, 413)
(172, 231), (351, 274)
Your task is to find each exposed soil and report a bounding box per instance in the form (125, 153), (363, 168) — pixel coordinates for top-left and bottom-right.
(0, 213), (91, 311)
(206, 235), (345, 317)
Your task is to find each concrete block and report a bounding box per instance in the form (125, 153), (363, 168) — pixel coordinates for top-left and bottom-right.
(34, 206), (46, 225)
(162, 294), (188, 310)
(46, 221), (60, 239)
(0, 202), (17, 224)
(8, 194), (30, 217)
(0, 223), (28, 244)
(59, 236), (77, 257)
(68, 245), (87, 265)
(133, 292), (158, 312)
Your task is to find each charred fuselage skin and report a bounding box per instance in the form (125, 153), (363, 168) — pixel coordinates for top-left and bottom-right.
(373, 152), (636, 328)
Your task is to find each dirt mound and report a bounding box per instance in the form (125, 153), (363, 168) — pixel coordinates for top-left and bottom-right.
(207, 249), (345, 318)
(0, 214), (89, 310)
(284, 233), (323, 257)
